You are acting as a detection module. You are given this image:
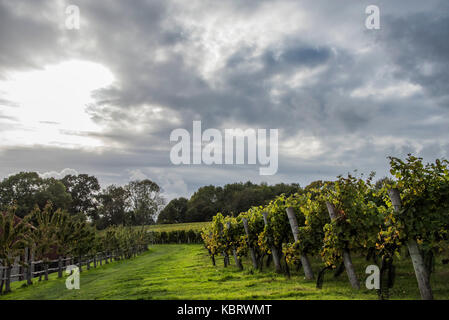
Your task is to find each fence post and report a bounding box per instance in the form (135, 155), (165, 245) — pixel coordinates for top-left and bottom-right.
(0, 266), (4, 294)
(388, 189), (433, 300)
(26, 261), (32, 285)
(18, 255), (24, 281)
(326, 202), (360, 289)
(94, 255), (97, 268)
(78, 256), (83, 272)
(262, 211), (282, 273)
(58, 256), (63, 278)
(5, 266), (12, 293)
(87, 256), (90, 270)
(286, 207), (314, 280)
(242, 218), (258, 269)
(44, 263), (49, 281)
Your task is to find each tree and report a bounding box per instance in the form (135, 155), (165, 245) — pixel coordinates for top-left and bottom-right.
(61, 174), (100, 221)
(0, 172), (42, 218)
(126, 180), (165, 226)
(0, 207), (33, 293)
(184, 182), (300, 222)
(31, 203), (64, 281)
(0, 173), (72, 218)
(157, 198), (188, 224)
(36, 178), (72, 212)
(96, 185), (131, 228)
(186, 185), (222, 222)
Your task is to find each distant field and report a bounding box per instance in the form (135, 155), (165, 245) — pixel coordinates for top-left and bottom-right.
(146, 222), (211, 232)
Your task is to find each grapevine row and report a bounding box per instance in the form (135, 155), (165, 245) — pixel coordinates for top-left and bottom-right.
(201, 155), (449, 300)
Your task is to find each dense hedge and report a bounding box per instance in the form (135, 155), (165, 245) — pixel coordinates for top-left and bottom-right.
(147, 229), (203, 244)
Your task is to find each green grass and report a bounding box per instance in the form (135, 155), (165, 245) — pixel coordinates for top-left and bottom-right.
(1, 244), (449, 300)
(146, 222), (210, 232)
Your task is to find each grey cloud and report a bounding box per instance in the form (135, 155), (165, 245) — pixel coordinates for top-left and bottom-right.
(0, 0), (448, 199)
(381, 5), (449, 101)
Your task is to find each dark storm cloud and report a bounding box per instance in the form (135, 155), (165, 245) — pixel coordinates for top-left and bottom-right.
(0, 0), (62, 76)
(381, 7), (449, 102)
(0, 0), (448, 199)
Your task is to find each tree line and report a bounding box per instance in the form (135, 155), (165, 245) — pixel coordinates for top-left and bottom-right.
(0, 172), (165, 229)
(0, 173), (302, 228)
(157, 182), (300, 224)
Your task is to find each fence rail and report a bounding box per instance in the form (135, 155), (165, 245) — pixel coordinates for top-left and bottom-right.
(0, 246), (147, 285)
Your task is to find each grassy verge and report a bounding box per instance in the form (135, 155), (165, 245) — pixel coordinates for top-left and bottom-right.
(1, 244), (448, 300)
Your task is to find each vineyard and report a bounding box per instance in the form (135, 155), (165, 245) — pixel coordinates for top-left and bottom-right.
(145, 222), (207, 244)
(145, 222), (208, 244)
(201, 155), (449, 300)
(147, 222), (210, 232)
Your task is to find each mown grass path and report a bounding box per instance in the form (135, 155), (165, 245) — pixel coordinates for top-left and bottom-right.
(2, 244), (448, 300)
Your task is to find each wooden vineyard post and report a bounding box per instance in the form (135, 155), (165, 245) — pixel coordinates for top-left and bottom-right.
(388, 189), (433, 300)
(218, 223), (229, 267)
(242, 218), (258, 269)
(285, 207), (314, 280)
(208, 232), (216, 266)
(326, 202), (360, 289)
(262, 211), (282, 273)
(227, 222), (243, 270)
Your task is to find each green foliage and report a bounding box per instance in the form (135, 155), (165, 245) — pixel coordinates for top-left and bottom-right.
(378, 155), (449, 258)
(61, 174), (100, 220)
(258, 195), (293, 253)
(126, 180), (165, 226)
(157, 197), (188, 224)
(320, 174), (387, 267)
(0, 207), (33, 266)
(202, 155), (449, 299)
(0, 172), (72, 218)
(186, 182), (300, 222)
(283, 191), (328, 264)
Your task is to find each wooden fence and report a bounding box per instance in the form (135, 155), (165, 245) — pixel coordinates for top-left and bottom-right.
(0, 245), (148, 294)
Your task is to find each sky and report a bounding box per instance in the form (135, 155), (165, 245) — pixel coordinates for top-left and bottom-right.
(0, 0), (448, 201)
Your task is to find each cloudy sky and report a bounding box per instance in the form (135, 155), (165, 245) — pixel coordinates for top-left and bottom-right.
(0, 0), (448, 200)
